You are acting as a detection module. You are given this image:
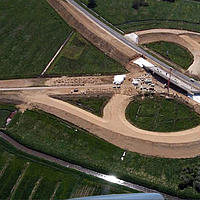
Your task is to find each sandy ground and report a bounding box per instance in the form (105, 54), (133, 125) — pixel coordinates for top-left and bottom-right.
(135, 29), (200, 77)
(3, 83), (197, 159)
(0, 78), (48, 88)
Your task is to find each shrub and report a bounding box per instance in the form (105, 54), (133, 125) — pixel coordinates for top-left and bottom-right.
(87, 0), (97, 8)
(132, 0), (140, 10)
(179, 163), (200, 192)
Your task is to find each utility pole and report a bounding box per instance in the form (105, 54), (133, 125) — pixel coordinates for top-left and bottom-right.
(167, 67), (172, 93)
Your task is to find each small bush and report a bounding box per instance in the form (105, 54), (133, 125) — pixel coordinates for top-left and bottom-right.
(87, 0), (97, 8)
(132, 0), (140, 10)
(179, 163), (200, 193)
(162, 0), (175, 2)
(132, 0), (148, 10)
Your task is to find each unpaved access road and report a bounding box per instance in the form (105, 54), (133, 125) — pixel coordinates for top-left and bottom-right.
(136, 29), (200, 77)
(3, 86), (200, 158)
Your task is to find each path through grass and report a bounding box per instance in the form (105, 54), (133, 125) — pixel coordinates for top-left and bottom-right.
(46, 32), (126, 76)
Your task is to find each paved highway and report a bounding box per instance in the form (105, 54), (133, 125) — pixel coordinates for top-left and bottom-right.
(67, 0), (200, 93)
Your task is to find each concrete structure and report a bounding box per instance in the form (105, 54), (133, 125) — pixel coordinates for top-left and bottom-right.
(133, 58), (200, 94)
(125, 33), (139, 44)
(133, 57), (154, 68)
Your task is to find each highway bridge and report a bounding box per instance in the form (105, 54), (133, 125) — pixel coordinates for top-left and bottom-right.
(67, 0), (200, 95)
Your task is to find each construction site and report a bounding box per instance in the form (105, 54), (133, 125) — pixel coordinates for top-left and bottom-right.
(2, 0), (200, 199)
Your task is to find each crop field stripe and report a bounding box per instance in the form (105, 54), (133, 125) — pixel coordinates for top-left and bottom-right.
(0, 159), (10, 180)
(50, 181), (61, 200)
(9, 162), (30, 200)
(0, 158), (25, 199)
(28, 176), (43, 200)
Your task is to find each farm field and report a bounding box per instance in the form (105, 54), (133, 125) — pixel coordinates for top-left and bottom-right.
(53, 95), (112, 117)
(126, 96), (200, 132)
(144, 41), (193, 70)
(3, 107), (200, 199)
(80, 0), (200, 33)
(46, 32), (126, 76)
(0, 138), (134, 199)
(0, 0), (71, 79)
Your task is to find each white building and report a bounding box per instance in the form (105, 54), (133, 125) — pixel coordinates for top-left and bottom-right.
(113, 75), (126, 85)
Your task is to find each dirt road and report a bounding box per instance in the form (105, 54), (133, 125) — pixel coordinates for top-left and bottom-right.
(135, 29), (200, 77)
(7, 87), (199, 158)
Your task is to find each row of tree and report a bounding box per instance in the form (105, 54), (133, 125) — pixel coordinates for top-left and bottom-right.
(87, 0), (175, 10)
(162, 0), (176, 2)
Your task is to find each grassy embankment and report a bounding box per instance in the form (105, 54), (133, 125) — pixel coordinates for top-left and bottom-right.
(46, 32), (126, 76)
(0, 0), (71, 79)
(126, 96), (200, 132)
(2, 103), (200, 199)
(53, 95), (112, 117)
(144, 41), (193, 70)
(80, 0), (200, 33)
(0, 138), (135, 200)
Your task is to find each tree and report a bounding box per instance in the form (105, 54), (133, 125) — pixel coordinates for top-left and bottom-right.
(162, 0), (175, 2)
(194, 179), (200, 192)
(132, 0), (140, 10)
(132, 0), (148, 10)
(87, 0), (97, 9)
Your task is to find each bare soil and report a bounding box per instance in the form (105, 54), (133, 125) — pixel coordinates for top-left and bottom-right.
(47, 0), (140, 66)
(135, 29), (200, 77)
(3, 86), (200, 158)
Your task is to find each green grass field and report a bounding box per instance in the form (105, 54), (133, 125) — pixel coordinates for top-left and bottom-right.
(145, 41), (193, 70)
(3, 107), (200, 199)
(0, 0), (71, 79)
(54, 95), (112, 117)
(0, 138), (134, 200)
(46, 32), (126, 76)
(80, 0), (200, 33)
(0, 104), (16, 128)
(126, 96), (200, 132)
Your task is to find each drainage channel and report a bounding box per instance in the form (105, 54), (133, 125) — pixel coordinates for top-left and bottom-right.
(0, 131), (185, 200)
